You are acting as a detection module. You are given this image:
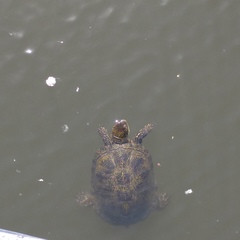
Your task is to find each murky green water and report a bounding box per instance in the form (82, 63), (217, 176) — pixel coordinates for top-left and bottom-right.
(0, 0), (239, 239)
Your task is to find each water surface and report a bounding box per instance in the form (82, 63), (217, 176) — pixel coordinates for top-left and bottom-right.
(0, 0), (239, 239)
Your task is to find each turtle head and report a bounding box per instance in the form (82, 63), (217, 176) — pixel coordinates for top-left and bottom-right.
(112, 119), (130, 144)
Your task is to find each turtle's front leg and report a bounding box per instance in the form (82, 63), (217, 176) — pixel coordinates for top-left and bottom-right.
(98, 127), (112, 146)
(134, 123), (154, 144)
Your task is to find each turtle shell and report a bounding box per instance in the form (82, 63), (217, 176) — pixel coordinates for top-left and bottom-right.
(91, 141), (157, 225)
(77, 120), (169, 226)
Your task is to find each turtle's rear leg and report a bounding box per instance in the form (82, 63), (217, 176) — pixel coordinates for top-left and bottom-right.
(76, 192), (95, 207)
(134, 123), (154, 144)
(156, 193), (169, 210)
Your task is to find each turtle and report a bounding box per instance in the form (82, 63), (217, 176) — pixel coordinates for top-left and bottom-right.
(77, 119), (169, 225)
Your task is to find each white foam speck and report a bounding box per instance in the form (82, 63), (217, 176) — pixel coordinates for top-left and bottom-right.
(25, 48), (33, 54)
(46, 76), (56, 87)
(66, 15), (77, 22)
(185, 189), (193, 195)
(9, 31), (24, 38)
(160, 0), (169, 6)
(62, 124), (69, 133)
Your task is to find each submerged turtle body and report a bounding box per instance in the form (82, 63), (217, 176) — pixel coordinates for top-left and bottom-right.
(77, 120), (168, 225)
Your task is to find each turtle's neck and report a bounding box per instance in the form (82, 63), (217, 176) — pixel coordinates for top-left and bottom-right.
(112, 135), (129, 144)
